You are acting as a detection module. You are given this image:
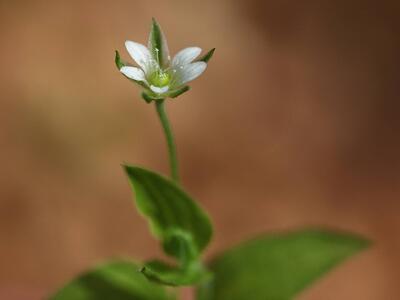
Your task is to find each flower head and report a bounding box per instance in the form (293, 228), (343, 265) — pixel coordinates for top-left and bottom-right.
(116, 18), (215, 102)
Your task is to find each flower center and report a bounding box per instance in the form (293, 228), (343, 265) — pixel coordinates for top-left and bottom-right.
(150, 70), (170, 87)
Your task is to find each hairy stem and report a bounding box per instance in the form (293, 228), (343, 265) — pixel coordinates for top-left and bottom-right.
(155, 100), (180, 182)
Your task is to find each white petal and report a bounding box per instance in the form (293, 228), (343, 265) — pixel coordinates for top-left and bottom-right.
(173, 61), (207, 86)
(150, 85), (169, 94)
(120, 66), (148, 84)
(125, 40), (155, 73)
(172, 47), (202, 67)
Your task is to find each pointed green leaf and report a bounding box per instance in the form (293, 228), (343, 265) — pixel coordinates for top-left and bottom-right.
(148, 18), (170, 68)
(162, 228), (199, 266)
(197, 229), (370, 300)
(141, 229), (203, 286)
(197, 48), (215, 63)
(123, 165), (212, 254)
(49, 260), (173, 300)
(168, 86), (190, 99)
(141, 260), (209, 286)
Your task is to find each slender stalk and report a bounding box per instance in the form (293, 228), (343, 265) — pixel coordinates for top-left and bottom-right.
(155, 99), (180, 182)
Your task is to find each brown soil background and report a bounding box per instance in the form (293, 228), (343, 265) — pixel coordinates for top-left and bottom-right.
(0, 0), (399, 299)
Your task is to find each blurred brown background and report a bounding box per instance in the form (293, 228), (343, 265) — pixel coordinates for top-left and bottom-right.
(1, 0), (399, 299)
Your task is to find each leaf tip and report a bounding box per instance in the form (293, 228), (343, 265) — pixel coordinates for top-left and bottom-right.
(304, 229), (372, 261)
(351, 234), (372, 251)
(121, 163), (135, 176)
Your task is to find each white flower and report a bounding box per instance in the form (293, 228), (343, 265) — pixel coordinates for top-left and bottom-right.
(116, 19), (214, 101)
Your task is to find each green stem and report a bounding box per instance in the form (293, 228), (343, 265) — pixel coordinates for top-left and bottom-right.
(155, 99), (180, 183)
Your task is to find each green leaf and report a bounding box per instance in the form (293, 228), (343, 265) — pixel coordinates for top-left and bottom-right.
(162, 228), (199, 265)
(123, 165), (212, 254)
(148, 18), (170, 68)
(197, 48), (215, 63)
(141, 260), (210, 286)
(168, 86), (190, 98)
(197, 229), (370, 300)
(141, 229), (206, 286)
(142, 228), (205, 286)
(49, 260), (173, 300)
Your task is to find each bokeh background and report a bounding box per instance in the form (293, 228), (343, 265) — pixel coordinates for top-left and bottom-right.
(1, 0), (399, 299)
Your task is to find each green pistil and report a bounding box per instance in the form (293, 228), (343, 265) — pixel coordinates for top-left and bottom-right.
(150, 71), (170, 87)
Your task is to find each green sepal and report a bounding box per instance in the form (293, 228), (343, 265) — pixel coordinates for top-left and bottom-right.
(123, 165), (212, 256)
(49, 260), (174, 300)
(197, 229), (370, 300)
(116, 50), (148, 89)
(141, 91), (164, 103)
(115, 50), (126, 70)
(141, 260), (210, 286)
(197, 48), (215, 63)
(141, 92), (153, 103)
(148, 18), (170, 68)
(168, 86), (190, 99)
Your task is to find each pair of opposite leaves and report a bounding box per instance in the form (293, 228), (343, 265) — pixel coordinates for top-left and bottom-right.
(51, 166), (369, 300)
